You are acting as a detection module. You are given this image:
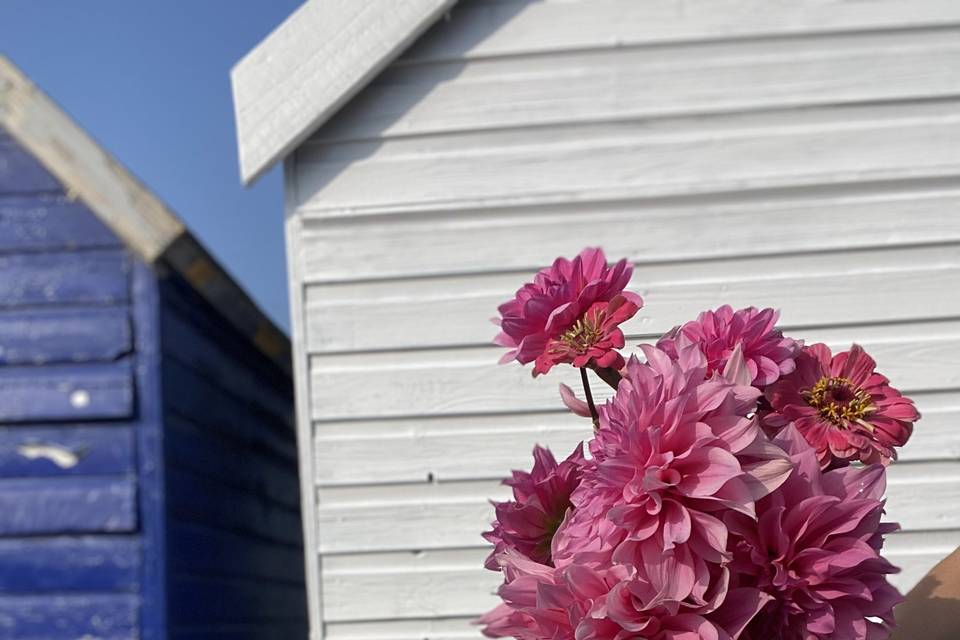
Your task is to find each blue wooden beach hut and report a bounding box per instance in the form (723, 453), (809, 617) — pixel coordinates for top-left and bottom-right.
(0, 57), (306, 639)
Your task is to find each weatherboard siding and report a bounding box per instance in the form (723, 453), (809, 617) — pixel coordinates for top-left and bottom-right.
(158, 270), (307, 639)
(284, 1), (960, 638)
(0, 128), (144, 638)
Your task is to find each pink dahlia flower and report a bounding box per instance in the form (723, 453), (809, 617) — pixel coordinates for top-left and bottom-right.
(657, 305), (802, 387)
(550, 343), (792, 602)
(480, 551), (771, 640)
(483, 444), (585, 569)
(494, 248), (642, 376)
(764, 343), (919, 468)
(726, 426), (903, 640)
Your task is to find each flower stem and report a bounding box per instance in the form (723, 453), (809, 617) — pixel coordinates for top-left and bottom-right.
(591, 365), (622, 390)
(580, 367), (600, 430)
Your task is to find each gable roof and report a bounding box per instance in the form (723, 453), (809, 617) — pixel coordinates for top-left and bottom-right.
(230, 0), (456, 184)
(0, 55), (291, 375)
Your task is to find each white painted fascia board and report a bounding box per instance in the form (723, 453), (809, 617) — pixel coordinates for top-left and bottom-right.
(230, 0), (457, 185)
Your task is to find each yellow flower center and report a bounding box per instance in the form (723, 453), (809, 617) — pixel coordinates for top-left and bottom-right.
(558, 312), (604, 353)
(804, 376), (874, 428)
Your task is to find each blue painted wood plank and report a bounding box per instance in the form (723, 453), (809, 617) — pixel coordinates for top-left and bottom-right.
(166, 468), (302, 547)
(0, 535), (141, 593)
(167, 522), (305, 585)
(0, 132), (62, 194)
(0, 194), (119, 253)
(168, 576), (306, 626)
(0, 249), (129, 308)
(0, 593), (139, 639)
(0, 307), (132, 365)
(130, 260), (166, 640)
(0, 425), (135, 478)
(166, 414), (300, 510)
(0, 360), (134, 422)
(171, 623), (309, 640)
(164, 359), (297, 462)
(0, 476), (137, 536)
(160, 305), (293, 431)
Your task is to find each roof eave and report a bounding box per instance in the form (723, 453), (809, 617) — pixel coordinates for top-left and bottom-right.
(231, 0), (456, 185)
(0, 55), (292, 377)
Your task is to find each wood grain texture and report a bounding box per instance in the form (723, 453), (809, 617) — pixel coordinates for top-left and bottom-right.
(404, 0), (960, 62)
(282, 0), (960, 632)
(294, 102), (960, 216)
(313, 389), (960, 486)
(0, 360), (134, 423)
(298, 182), (960, 283)
(310, 320), (960, 421)
(0, 424), (135, 478)
(284, 188), (325, 639)
(313, 461), (958, 556)
(0, 307), (131, 365)
(0, 593), (139, 640)
(305, 243), (960, 352)
(231, 0), (457, 184)
(320, 27), (960, 142)
(0, 536), (140, 593)
(0, 476), (136, 536)
(319, 529), (960, 622)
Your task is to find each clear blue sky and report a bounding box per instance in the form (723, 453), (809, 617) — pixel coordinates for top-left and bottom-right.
(0, 1), (304, 332)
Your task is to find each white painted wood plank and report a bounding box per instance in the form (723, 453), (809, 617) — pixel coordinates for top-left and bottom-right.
(294, 102), (960, 215)
(314, 461), (960, 554)
(322, 548), (497, 622)
(231, 0), (456, 184)
(298, 184), (960, 283)
(886, 529), (960, 593)
(304, 244), (960, 352)
(313, 390), (960, 486)
(318, 28), (960, 142)
(283, 176), (324, 639)
(325, 530), (960, 640)
(403, 0), (960, 62)
(318, 531), (960, 622)
(309, 321), (960, 421)
(325, 615), (482, 640)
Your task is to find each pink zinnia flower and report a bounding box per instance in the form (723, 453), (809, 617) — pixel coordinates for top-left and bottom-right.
(551, 343), (792, 602)
(726, 426), (903, 640)
(483, 445), (585, 569)
(764, 343), (919, 468)
(657, 305), (802, 387)
(494, 248), (642, 376)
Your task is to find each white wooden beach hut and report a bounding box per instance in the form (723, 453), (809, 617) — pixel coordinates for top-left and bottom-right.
(230, 2), (960, 638)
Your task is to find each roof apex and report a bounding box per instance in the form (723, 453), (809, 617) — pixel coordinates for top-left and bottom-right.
(231, 0), (455, 185)
(0, 54), (291, 375)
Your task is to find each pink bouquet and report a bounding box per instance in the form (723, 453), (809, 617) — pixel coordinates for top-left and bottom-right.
(482, 248), (919, 640)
